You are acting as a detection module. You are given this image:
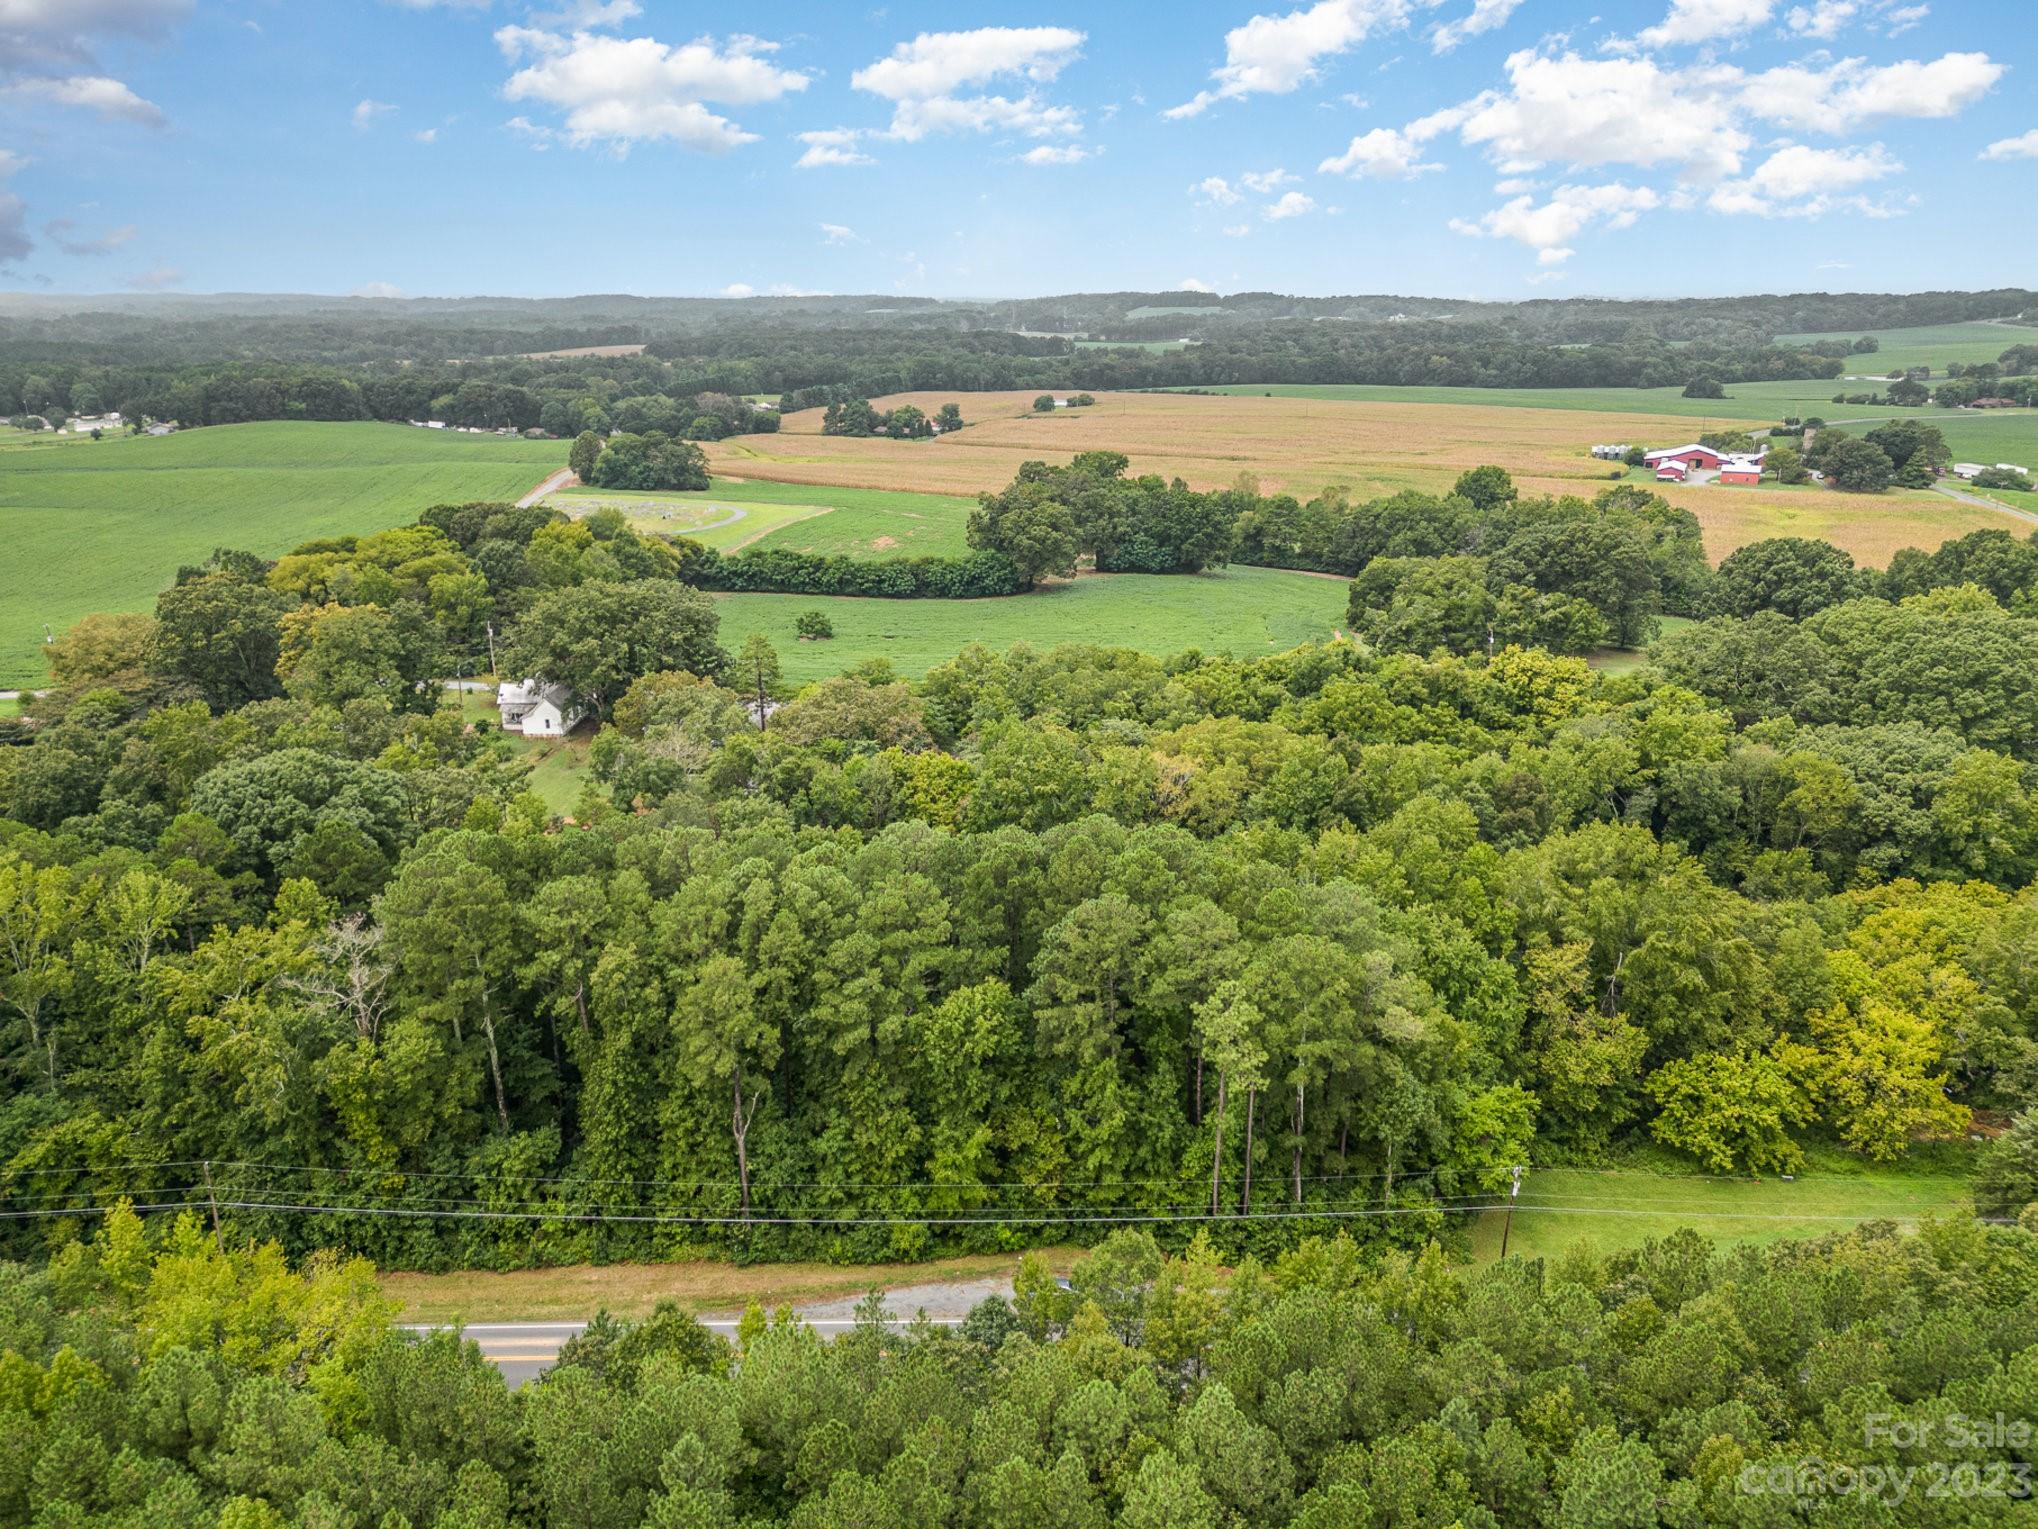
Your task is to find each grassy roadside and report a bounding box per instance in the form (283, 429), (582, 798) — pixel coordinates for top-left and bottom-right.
(1467, 1166), (1973, 1264)
(382, 1248), (1081, 1324)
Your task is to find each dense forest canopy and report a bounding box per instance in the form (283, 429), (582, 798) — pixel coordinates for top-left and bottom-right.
(7, 1205), (2037, 1526)
(2, 453), (2035, 1274)
(3, 286), (2032, 417)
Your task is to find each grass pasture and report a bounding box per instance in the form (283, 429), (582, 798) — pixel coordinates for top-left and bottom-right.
(714, 566), (1349, 687)
(0, 421), (562, 687)
(1468, 1165), (1973, 1264)
(1775, 320), (2032, 375)
(553, 478), (978, 561)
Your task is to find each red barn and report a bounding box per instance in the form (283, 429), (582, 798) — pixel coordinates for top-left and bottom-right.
(1643, 444), (1725, 471)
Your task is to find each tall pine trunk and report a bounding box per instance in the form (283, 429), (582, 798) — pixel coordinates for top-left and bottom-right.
(1239, 1088), (1256, 1214)
(732, 1061), (755, 1216)
(473, 955), (508, 1130)
(1292, 1084), (1306, 1207)
(1209, 1069), (1229, 1217)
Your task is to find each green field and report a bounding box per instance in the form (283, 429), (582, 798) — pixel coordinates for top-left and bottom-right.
(715, 566), (1349, 686)
(0, 421), (562, 687)
(1776, 319), (2033, 375)
(1468, 1164), (1973, 1263)
(554, 478), (976, 560)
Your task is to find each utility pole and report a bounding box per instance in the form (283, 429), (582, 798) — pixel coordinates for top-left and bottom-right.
(201, 1160), (224, 1254)
(485, 621), (499, 678)
(1498, 1164), (1526, 1259)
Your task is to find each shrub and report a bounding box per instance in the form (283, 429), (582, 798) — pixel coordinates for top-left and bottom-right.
(795, 609), (836, 640)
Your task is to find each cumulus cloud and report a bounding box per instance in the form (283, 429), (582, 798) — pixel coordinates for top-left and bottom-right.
(1635, 0), (1775, 49)
(850, 27), (1087, 143)
(1192, 175), (1242, 205)
(1319, 126), (1442, 178)
(1738, 51), (2004, 134)
(124, 262), (183, 289)
(353, 98), (397, 131)
(721, 282), (755, 298)
(1018, 143), (1091, 164)
(1167, 0), (1411, 118)
(1457, 51), (1750, 179)
(1263, 190), (1317, 219)
(1707, 142), (1904, 216)
(1450, 181), (1659, 263)
(44, 216), (136, 254)
(497, 25), (809, 152)
(794, 128), (873, 168)
(1241, 167), (1297, 192)
(1180, 277), (1214, 292)
(1980, 129), (2038, 162)
(1785, 0), (1858, 38)
(819, 222), (861, 244)
(5, 74), (166, 127)
(413, 127), (439, 143)
(1431, 0), (1522, 54)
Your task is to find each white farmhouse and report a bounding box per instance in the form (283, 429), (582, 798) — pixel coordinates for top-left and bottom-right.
(497, 679), (584, 738)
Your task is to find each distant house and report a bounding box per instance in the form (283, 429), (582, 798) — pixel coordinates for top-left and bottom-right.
(1643, 444), (1725, 471)
(1970, 398), (2019, 409)
(497, 679), (583, 738)
(144, 421), (178, 437)
(1655, 462), (1689, 483)
(1953, 463), (1987, 480)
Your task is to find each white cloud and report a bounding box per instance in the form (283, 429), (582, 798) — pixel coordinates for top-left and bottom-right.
(794, 128), (873, 168)
(352, 98), (397, 131)
(1636, 0), (1774, 49)
(1223, 222), (1251, 236)
(1457, 50), (1749, 179)
(1018, 143), (1091, 164)
(1739, 51), (2004, 134)
(1431, 0), (1522, 54)
(1980, 129), (2038, 162)
(1167, 0), (1411, 118)
(1451, 181), (1659, 263)
(1241, 167), (1297, 192)
(44, 216), (135, 254)
(1747, 140), (1899, 198)
(1785, 1), (1857, 39)
(1180, 277), (1214, 292)
(124, 262), (183, 289)
(1880, 4), (1927, 37)
(1263, 190), (1317, 219)
(529, 0), (641, 24)
(497, 26), (808, 152)
(350, 281), (405, 298)
(5, 74), (165, 127)
(413, 127), (439, 143)
(1192, 175), (1242, 205)
(819, 222), (861, 244)
(1319, 126), (1441, 178)
(721, 282), (755, 298)
(851, 28), (1087, 144)
(852, 26), (1083, 99)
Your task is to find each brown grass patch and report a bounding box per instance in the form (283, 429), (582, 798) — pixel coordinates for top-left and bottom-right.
(380, 1248), (1079, 1324)
(711, 391), (2004, 566)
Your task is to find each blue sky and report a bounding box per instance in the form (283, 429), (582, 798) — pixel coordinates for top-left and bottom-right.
(1, 0), (2032, 301)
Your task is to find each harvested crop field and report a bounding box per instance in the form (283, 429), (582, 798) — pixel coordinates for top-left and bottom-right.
(707, 390), (2009, 566)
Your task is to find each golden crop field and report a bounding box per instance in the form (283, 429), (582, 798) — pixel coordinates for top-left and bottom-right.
(707, 390), (2004, 567)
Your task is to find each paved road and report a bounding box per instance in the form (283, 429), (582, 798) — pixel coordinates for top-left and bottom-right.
(517, 468), (576, 508)
(411, 1277), (1012, 1387)
(1933, 481), (2038, 526)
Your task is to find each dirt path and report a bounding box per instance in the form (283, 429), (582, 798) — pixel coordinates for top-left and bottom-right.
(517, 468), (576, 508)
